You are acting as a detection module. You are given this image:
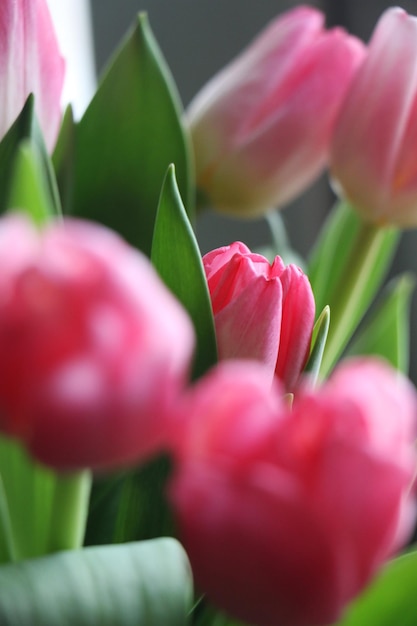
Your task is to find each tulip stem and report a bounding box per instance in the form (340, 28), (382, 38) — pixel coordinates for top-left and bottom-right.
(47, 470), (92, 553)
(0, 476), (16, 563)
(320, 218), (398, 378)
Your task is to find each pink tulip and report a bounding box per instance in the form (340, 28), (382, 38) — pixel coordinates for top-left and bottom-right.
(331, 8), (417, 227)
(0, 0), (65, 150)
(169, 358), (417, 626)
(203, 241), (315, 391)
(0, 214), (194, 471)
(187, 5), (365, 217)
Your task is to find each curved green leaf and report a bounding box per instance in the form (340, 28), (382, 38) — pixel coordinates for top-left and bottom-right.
(0, 538), (193, 626)
(71, 13), (193, 256)
(304, 306), (330, 384)
(152, 165), (217, 379)
(308, 202), (399, 377)
(347, 274), (415, 373)
(337, 550), (417, 626)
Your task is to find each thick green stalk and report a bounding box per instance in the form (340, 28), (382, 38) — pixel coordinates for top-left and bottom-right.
(0, 476), (16, 563)
(47, 471), (92, 553)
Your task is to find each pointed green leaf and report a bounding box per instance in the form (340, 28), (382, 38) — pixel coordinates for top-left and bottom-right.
(336, 550), (417, 626)
(347, 274), (415, 373)
(0, 538), (193, 626)
(304, 306), (330, 384)
(6, 140), (55, 223)
(0, 95), (61, 217)
(71, 13), (193, 256)
(52, 105), (76, 212)
(152, 165), (217, 379)
(308, 202), (399, 377)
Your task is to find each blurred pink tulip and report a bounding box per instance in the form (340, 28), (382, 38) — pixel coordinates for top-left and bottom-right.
(0, 214), (194, 471)
(0, 0), (65, 150)
(331, 8), (417, 227)
(203, 241), (315, 391)
(169, 358), (417, 626)
(187, 5), (365, 217)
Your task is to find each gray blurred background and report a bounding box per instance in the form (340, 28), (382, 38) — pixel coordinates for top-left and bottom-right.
(89, 0), (417, 379)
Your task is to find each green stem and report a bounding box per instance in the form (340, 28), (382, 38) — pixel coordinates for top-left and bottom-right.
(0, 475), (16, 563)
(265, 210), (290, 252)
(48, 471), (92, 553)
(320, 219), (398, 378)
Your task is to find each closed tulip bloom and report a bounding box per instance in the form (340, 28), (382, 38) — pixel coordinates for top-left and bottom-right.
(187, 5), (365, 217)
(0, 0), (65, 149)
(331, 8), (417, 227)
(0, 214), (194, 471)
(203, 241), (315, 391)
(169, 359), (417, 626)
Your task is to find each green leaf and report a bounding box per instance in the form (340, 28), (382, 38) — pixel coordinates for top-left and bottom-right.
(152, 165), (217, 379)
(308, 202), (399, 377)
(0, 95), (61, 217)
(6, 140), (55, 223)
(304, 306), (330, 384)
(85, 455), (174, 547)
(347, 274), (415, 373)
(71, 12), (193, 256)
(0, 538), (193, 626)
(52, 105), (76, 212)
(336, 550), (417, 626)
(0, 436), (56, 563)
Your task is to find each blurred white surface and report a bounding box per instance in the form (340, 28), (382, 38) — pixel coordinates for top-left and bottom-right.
(46, 0), (96, 118)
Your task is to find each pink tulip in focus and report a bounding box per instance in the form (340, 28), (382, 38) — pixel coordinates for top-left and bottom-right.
(203, 241), (315, 391)
(0, 0), (65, 150)
(169, 359), (417, 626)
(0, 214), (194, 471)
(331, 8), (417, 227)
(187, 5), (365, 217)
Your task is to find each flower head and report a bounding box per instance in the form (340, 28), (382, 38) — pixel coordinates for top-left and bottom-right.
(188, 5), (365, 216)
(331, 8), (417, 227)
(169, 358), (417, 626)
(203, 242), (315, 391)
(0, 214), (194, 471)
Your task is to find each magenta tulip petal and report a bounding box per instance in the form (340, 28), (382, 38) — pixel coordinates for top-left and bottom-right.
(0, 214), (194, 471)
(169, 358), (417, 626)
(0, 0), (65, 149)
(203, 242), (315, 391)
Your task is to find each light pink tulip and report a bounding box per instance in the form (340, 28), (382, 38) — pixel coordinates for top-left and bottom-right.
(169, 358), (417, 626)
(331, 8), (417, 227)
(0, 214), (194, 471)
(203, 241), (315, 391)
(187, 5), (366, 217)
(0, 0), (65, 150)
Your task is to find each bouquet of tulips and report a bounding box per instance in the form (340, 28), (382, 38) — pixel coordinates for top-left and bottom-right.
(1, 2), (417, 625)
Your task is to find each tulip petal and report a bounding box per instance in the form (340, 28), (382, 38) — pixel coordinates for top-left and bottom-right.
(331, 8), (417, 224)
(0, 0), (65, 150)
(214, 276), (282, 381)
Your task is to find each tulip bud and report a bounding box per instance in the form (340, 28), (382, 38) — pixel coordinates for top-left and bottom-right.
(0, 214), (194, 471)
(187, 5), (365, 217)
(0, 0), (65, 149)
(203, 241), (315, 391)
(169, 358), (417, 626)
(331, 8), (417, 227)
